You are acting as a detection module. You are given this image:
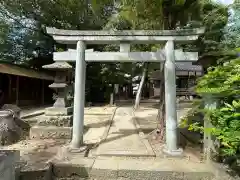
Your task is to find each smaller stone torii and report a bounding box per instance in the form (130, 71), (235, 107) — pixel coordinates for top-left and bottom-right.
(46, 27), (204, 156)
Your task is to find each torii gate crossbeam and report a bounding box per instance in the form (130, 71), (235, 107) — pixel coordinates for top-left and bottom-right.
(53, 50), (198, 62)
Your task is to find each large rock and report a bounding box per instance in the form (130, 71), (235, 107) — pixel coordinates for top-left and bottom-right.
(1, 104), (29, 130)
(0, 110), (21, 145)
(1, 104), (21, 118)
(0, 109), (29, 146)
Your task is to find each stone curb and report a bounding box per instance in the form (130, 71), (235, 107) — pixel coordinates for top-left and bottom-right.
(21, 111), (44, 119)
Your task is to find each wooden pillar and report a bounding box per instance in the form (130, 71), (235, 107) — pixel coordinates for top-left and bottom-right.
(120, 42), (131, 100)
(8, 75), (12, 103)
(16, 76), (19, 106)
(41, 80), (45, 105)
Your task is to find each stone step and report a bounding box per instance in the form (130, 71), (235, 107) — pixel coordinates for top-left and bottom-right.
(16, 162), (51, 180)
(51, 167), (215, 180)
(45, 107), (73, 116)
(51, 158), (94, 179)
(22, 115), (44, 126)
(37, 115), (73, 127)
(90, 158), (214, 180)
(52, 178), (86, 180)
(51, 157), (215, 180)
(14, 156), (234, 180)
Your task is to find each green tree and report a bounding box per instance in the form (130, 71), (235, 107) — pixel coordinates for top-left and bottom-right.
(0, 0), (115, 30)
(183, 1), (240, 164)
(0, 18), (11, 61)
(104, 0), (229, 140)
(222, 0), (240, 48)
(0, 1), (120, 103)
(0, 0), (115, 66)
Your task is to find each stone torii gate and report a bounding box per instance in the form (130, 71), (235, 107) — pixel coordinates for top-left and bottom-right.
(46, 27), (204, 156)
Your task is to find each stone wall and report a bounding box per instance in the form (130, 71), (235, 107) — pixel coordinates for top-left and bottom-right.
(0, 150), (19, 180)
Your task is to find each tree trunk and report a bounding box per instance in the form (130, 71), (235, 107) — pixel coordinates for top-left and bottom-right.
(156, 63), (166, 142)
(134, 63), (148, 109)
(109, 84), (114, 106)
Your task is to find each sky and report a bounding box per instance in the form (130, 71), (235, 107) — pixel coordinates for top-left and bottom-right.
(218, 0), (234, 4)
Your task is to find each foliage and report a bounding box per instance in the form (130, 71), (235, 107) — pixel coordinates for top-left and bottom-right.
(116, 0), (202, 30)
(184, 99), (240, 156)
(191, 0), (240, 158)
(183, 0), (229, 54)
(0, 8), (54, 67)
(0, 0), (115, 67)
(0, 0), (114, 30)
(196, 57), (240, 99)
(0, 1), (118, 102)
(0, 19), (12, 61)
(222, 1), (240, 48)
(209, 100), (240, 156)
(192, 54), (240, 157)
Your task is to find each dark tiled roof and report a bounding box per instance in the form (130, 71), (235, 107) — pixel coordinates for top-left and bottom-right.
(150, 63), (203, 80)
(175, 63), (202, 71)
(0, 63), (54, 80)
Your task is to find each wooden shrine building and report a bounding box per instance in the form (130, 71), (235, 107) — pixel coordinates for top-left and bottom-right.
(0, 62), (54, 107)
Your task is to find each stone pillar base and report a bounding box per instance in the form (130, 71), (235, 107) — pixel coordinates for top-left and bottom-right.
(162, 146), (183, 157)
(45, 107), (73, 116)
(62, 144), (88, 153)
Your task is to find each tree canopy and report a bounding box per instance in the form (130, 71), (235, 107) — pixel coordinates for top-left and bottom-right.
(0, 0), (234, 103)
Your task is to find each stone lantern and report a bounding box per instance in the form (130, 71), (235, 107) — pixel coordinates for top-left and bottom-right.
(29, 62), (73, 140)
(43, 62), (72, 108)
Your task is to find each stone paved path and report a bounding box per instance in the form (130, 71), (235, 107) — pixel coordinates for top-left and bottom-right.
(96, 107), (155, 157)
(134, 103), (192, 133)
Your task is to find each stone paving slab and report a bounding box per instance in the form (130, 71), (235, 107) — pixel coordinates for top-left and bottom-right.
(96, 107), (155, 157)
(84, 114), (111, 127)
(84, 107), (116, 115)
(51, 155), (214, 180)
(91, 157), (214, 180)
(84, 110), (116, 145)
(133, 106), (192, 142)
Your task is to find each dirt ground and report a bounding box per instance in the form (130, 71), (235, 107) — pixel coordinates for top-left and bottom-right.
(0, 102), (203, 172)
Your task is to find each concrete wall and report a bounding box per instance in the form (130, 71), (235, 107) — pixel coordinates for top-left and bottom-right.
(0, 150), (19, 180)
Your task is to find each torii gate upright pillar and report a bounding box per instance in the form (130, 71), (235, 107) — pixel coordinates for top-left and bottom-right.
(163, 40), (182, 155)
(71, 41), (86, 148)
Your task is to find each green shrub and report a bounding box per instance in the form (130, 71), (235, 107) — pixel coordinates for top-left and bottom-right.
(188, 56), (240, 157)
